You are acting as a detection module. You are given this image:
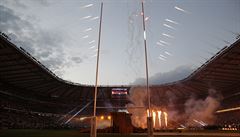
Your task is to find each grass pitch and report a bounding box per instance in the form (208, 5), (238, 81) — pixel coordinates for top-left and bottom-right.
(0, 129), (239, 137)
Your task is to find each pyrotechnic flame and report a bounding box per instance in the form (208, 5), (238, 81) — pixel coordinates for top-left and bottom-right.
(147, 109), (150, 117)
(157, 111), (162, 128)
(153, 111), (156, 127)
(165, 19), (179, 25)
(146, 110), (167, 128)
(164, 112), (168, 127)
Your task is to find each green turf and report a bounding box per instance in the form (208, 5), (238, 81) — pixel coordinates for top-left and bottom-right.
(0, 130), (239, 137)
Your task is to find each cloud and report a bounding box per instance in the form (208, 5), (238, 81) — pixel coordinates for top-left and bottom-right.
(1, 0), (27, 9)
(0, 4), (81, 76)
(131, 65), (193, 85)
(71, 57), (83, 64)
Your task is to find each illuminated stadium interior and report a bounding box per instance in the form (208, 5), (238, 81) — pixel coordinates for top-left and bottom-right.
(0, 1), (240, 137)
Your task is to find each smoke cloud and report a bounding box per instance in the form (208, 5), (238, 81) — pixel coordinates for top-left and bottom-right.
(127, 87), (148, 128)
(127, 86), (222, 128)
(184, 89), (222, 126)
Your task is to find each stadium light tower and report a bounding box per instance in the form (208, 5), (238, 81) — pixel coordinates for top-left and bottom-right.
(91, 2), (103, 137)
(141, 1), (153, 137)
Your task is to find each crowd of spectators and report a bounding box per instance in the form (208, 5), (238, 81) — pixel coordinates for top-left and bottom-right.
(0, 92), (86, 129)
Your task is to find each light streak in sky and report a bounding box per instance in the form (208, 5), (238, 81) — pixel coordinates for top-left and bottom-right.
(158, 56), (166, 61)
(81, 16), (92, 20)
(82, 4), (93, 8)
(159, 54), (167, 59)
(159, 40), (170, 45)
(174, 6), (190, 14)
(84, 28), (92, 32)
(91, 54), (97, 58)
(163, 24), (176, 30)
(162, 33), (174, 38)
(165, 19), (179, 25)
(89, 46), (95, 49)
(90, 16), (99, 20)
(88, 40), (95, 44)
(82, 35), (89, 39)
(164, 51), (172, 56)
(156, 42), (165, 46)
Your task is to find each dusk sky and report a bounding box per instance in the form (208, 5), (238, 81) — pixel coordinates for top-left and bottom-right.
(0, 0), (239, 85)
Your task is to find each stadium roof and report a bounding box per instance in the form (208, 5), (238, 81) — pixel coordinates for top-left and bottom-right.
(0, 33), (240, 103)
